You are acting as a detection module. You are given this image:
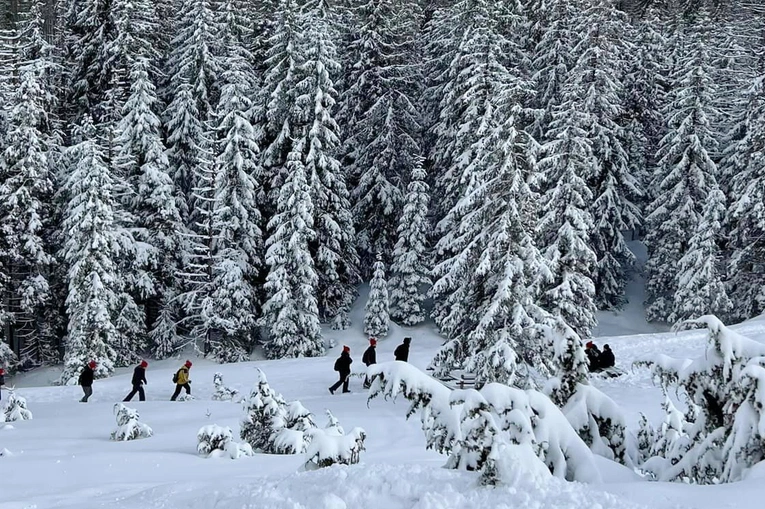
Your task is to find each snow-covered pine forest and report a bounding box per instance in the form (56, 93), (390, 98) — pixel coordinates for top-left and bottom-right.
(0, 0), (763, 380)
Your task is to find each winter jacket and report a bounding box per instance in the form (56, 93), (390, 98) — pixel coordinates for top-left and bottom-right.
(0, 372), (4, 387)
(585, 346), (602, 370)
(600, 349), (615, 368)
(362, 346), (376, 367)
(78, 366), (94, 387)
(175, 366), (190, 385)
(333, 352), (352, 375)
(132, 366), (147, 385)
(394, 343), (410, 362)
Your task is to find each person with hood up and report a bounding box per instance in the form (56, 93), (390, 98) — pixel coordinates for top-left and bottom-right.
(600, 344), (615, 369)
(124, 360), (148, 402)
(362, 338), (377, 389)
(0, 367), (6, 401)
(329, 346), (352, 394)
(394, 337), (411, 362)
(171, 360), (192, 401)
(585, 341), (602, 371)
(78, 360), (96, 402)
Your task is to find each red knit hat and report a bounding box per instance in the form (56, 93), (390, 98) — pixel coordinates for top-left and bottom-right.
(586, 341), (593, 349)
(0, 368), (5, 375)
(343, 345), (350, 352)
(88, 360), (97, 369)
(184, 360), (192, 367)
(369, 338), (377, 346)
(140, 360), (148, 368)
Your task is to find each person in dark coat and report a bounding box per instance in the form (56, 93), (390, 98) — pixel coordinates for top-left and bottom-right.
(362, 338), (377, 389)
(171, 360), (192, 401)
(600, 344), (615, 369)
(394, 337), (411, 362)
(78, 360), (96, 402)
(585, 341), (602, 371)
(329, 346), (352, 394)
(124, 360), (148, 401)
(0, 367), (5, 401)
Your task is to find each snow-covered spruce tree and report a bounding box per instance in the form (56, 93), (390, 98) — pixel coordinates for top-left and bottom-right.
(543, 318), (628, 464)
(240, 369), (288, 452)
(388, 161), (430, 326)
(0, 66), (57, 366)
(671, 188), (731, 322)
(364, 255), (390, 338)
(537, 99), (597, 340)
(636, 413), (656, 465)
(200, 3), (264, 363)
(295, 0), (360, 324)
(272, 400), (317, 454)
(197, 424), (254, 459)
(637, 316), (765, 483)
(59, 117), (133, 383)
(569, 0), (641, 310)
(3, 392), (33, 421)
(115, 56), (185, 357)
(110, 403), (153, 441)
(727, 72), (765, 320)
(367, 361), (601, 483)
(645, 13), (720, 324)
(428, 0), (552, 386)
(0, 342), (17, 371)
(644, 395), (691, 472)
(261, 147), (324, 359)
(340, 0), (422, 273)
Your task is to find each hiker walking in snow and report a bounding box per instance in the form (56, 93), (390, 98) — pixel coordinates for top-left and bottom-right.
(0, 367), (5, 401)
(78, 360), (96, 402)
(329, 346), (352, 394)
(585, 341), (602, 371)
(600, 344), (615, 369)
(394, 337), (411, 362)
(171, 360), (193, 401)
(124, 360), (148, 402)
(362, 338), (377, 389)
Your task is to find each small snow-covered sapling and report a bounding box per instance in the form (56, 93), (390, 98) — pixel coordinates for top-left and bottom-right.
(197, 424), (253, 459)
(303, 427), (366, 470)
(110, 403), (152, 441)
(212, 372), (239, 401)
(3, 392), (32, 422)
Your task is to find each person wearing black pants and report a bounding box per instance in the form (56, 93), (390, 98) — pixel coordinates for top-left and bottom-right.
(78, 361), (96, 402)
(329, 346), (352, 394)
(124, 360), (148, 401)
(171, 360), (192, 401)
(0, 367), (5, 401)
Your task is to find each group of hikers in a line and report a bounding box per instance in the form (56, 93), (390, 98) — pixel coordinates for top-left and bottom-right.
(76, 359), (193, 402)
(329, 336), (411, 394)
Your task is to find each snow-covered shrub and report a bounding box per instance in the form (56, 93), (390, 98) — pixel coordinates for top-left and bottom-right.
(367, 361), (601, 484)
(197, 424), (254, 459)
(636, 413), (655, 465)
(637, 315), (765, 483)
(3, 392), (32, 422)
(324, 410), (344, 436)
(212, 372), (239, 401)
(303, 426), (366, 470)
(0, 342), (17, 372)
(110, 403), (152, 441)
(272, 401), (318, 454)
(544, 320), (629, 464)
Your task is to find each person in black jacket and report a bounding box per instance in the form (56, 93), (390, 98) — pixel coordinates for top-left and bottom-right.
(123, 360), (148, 401)
(78, 360), (96, 402)
(585, 341), (602, 371)
(600, 344), (615, 369)
(0, 367), (5, 401)
(362, 338), (377, 389)
(394, 337), (411, 362)
(329, 346), (352, 394)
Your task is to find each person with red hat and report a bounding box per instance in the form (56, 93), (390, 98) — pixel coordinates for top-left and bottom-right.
(329, 346), (352, 394)
(362, 338), (377, 389)
(78, 360), (97, 402)
(0, 367), (6, 401)
(585, 341), (602, 372)
(124, 360), (149, 402)
(171, 360), (192, 401)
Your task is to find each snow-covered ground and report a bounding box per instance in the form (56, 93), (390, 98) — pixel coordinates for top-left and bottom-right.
(2, 259), (765, 508)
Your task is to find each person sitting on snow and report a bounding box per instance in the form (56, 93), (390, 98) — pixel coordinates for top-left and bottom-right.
(600, 344), (615, 369)
(585, 341), (602, 371)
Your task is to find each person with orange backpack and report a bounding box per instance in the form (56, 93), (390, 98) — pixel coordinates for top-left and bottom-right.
(171, 360), (192, 401)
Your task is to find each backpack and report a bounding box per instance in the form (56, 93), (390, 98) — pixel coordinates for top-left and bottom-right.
(172, 370), (179, 383)
(334, 358), (341, 372)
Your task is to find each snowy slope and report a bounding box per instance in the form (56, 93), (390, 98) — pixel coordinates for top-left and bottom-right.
(3, 275), (765, 508)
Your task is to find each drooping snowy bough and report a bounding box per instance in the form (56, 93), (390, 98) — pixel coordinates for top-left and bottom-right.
(110, 403), (152, 441)
(367, 362), (601, 484)
(3, 392), (32, 422)
(636, 315), (765, 483)
(212, 372), (240, 401)
(303, 412), (366, 470)
(197, 425), (254, 459)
